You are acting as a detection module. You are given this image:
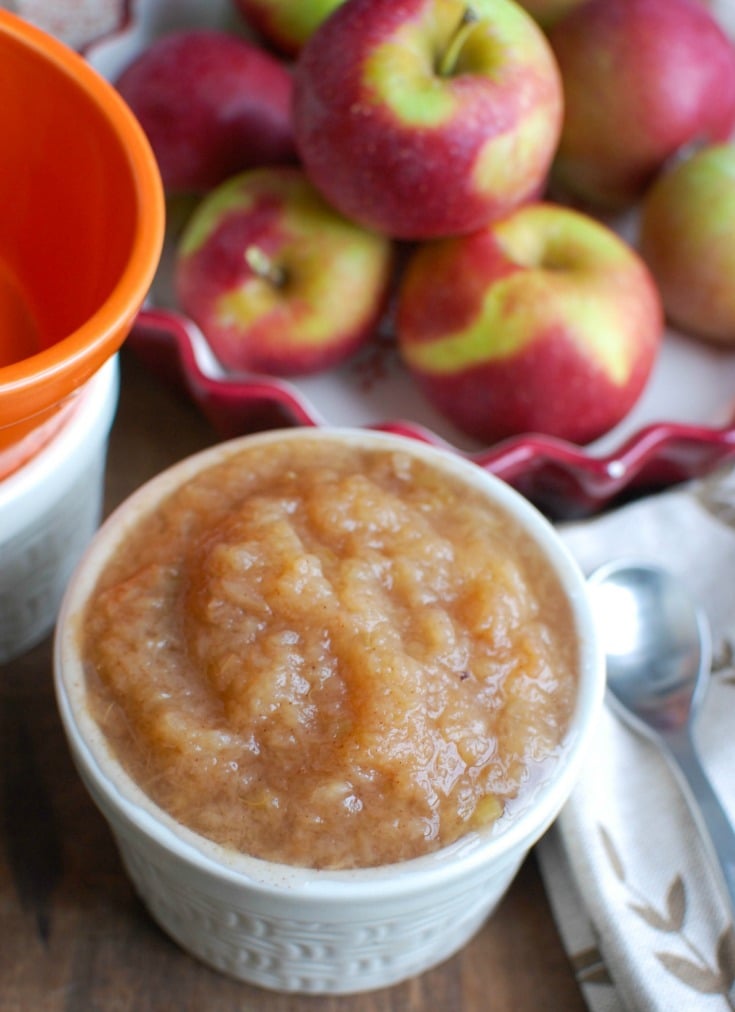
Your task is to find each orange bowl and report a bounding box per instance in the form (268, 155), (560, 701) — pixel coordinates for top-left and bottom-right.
(0, 11), (164, 475)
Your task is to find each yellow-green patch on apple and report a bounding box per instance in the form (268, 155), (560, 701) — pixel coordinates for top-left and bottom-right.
(362, 27), (458, 127)
(178, 180), (261, 256)
(472, 100), (560, 208)
(233, 0), (346, 56)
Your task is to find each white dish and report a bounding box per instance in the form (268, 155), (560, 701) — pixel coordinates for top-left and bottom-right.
(0, 356), (119, 662)
(54, 426), (604, 993)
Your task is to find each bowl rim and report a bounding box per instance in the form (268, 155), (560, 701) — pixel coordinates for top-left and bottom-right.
(0, 10), (164, 424)
(54, 427), (605, 900)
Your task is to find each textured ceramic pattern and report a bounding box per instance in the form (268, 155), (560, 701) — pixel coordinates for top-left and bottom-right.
(116, 834), (512, 992)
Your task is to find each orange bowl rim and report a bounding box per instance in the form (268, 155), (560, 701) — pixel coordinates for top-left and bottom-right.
(0, 10), (165, 419)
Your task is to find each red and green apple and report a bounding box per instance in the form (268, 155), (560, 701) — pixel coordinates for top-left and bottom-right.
(396, 202), (663, 444)
(638, 143), (735, 345)
(116, 29), (296, 194)
(232, 0), (346, 57)
(175, 167), (394, 376)
(292, 0), (563, 239)
(547, 0), (735, 209)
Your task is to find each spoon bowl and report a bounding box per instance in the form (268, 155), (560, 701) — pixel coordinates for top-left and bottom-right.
(587, 560), (712, 736)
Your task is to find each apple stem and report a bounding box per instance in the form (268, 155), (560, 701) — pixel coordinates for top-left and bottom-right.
(245, 246), (287, 288)
(438, 7), (480, 77)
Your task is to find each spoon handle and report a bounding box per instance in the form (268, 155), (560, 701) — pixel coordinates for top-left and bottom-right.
(663, 728), (735, 913)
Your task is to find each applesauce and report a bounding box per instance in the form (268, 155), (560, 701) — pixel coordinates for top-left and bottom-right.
(81, 435), (578, 870)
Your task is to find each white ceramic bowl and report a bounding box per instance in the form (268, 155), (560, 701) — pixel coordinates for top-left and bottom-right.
(54, 428), (604, 995)
(0, 356), (119, 663)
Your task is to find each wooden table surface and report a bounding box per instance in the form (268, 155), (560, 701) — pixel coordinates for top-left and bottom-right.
(1, 350), (588, 1012)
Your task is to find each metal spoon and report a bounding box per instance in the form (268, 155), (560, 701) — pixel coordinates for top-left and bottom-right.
(587, 559), (735, 915)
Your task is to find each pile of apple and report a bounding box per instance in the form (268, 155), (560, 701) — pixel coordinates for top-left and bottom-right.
(115, 0), (735, 446)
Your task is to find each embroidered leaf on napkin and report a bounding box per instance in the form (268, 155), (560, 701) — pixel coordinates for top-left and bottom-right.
(655, 951), (728, 995)
(629, 875), (686, 933)
(599, 823), (735, 1001)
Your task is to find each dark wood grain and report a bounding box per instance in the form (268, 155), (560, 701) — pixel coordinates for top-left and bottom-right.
(0, 350), (587, 1012)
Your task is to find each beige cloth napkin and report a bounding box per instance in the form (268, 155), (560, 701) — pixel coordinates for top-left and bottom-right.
(537, 467), (735, 1011)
